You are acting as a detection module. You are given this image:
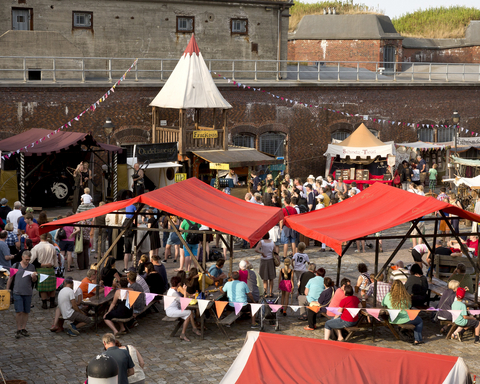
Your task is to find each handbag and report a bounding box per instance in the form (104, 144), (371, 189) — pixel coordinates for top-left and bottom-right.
(393, 174), (401, 185)
(273, 252), (280, 267)
(74, 230), (83, 254)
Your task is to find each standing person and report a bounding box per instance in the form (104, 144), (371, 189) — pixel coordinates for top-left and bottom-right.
(179, 219), (200, 272)
(165, 216), (181, 263)
(30, 233), (58, 309)
(132, 163), (145, 196)
(0, 230), (14, 267)
(278, 258), (294, 316)
(400, 162), (412, 191)
(73, 218), (92, 270)
(5, 223), (19, 255)
(417, 155), (427, 186)
(94, 202), (108, 258)
(58, 212), (76, 272)
(6, 201), (22, 235)
(255, 232), (276, 298)
(102, 333), (135, 384)
(6, 250), (37, 339)
(280, 196), (298, 260)
(25, 213), (40, 247)
(292, 242), (309, 293)
(0, 198), (11, 223)
(411, 243), (429, 268)
(334, 177), (347, 195)
(146, 209), (161, 259)
(122, 203), (136, 273)
(451, 287), (480, 343)
(305, 184), (315, 212)
(428, 164), (438, 194)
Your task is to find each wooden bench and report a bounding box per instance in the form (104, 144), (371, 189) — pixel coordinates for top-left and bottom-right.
(111, 299), (160, 332)
(219, 312), (242, 327)
(440, 320), (458, 340)
(434, 255), (474, 279)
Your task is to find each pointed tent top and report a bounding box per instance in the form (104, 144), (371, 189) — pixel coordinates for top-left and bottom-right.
(339, 123), (385, 147)
(184, 34), (200, 57)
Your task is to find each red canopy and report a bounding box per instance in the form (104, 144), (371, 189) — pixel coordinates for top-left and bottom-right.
(285, 182), (480, 255)
(40, 178), (283, 246)
(0, 128), (122, 156)
(222, 332), (471, 384)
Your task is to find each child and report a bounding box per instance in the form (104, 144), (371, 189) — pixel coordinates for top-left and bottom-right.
(81, 187), (92, 204)
(417, 185), (425, 196)
(429, 164), (438, 194)
(452, 287), (480, 343)
(278, 258), (294, 316)
(292, 242), (310, 292)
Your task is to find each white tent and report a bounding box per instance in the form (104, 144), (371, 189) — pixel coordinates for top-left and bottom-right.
(149, 34), (232, 110)
(452, 175), (480, 189)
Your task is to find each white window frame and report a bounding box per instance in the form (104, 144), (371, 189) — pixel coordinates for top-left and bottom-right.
(177, 16), (194, 33)
(73, 11), (92, 29)
(231, 19), (247, 34)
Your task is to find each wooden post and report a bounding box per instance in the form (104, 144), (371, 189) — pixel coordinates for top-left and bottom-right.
(335, 255), (342, 287)
(430, 216), (438, 282)
(222, 109), (228, 151)
(212, 108), (216, 130)
(201, 232), (206, 340)
(179, 109), (186, 156)
(373, 238), (379, 342)
(229, 234), (234, 276)
(152, 107), (157, 143)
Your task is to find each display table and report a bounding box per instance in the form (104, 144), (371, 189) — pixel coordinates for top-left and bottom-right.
(344, 179), (392, 191)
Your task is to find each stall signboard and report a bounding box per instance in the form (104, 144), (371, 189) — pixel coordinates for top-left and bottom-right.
(136, 143), (178, 163)
(387, 155), (396, 167)
(193, 130), (218, 139)
(175, 173), (187, 183)
(209, 163), (229, 170)
(458, 137), (480, 146)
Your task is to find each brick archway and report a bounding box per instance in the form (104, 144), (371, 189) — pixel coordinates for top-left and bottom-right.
(112, 126), (151, 145)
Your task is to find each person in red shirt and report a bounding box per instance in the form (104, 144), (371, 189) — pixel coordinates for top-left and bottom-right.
(324, 284), (360, 341)
(326, 278), (351, 317)
(280, 196), (298, 260)
(25, 213), (40, 246)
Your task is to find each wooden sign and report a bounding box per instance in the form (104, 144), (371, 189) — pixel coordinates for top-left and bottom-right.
(175, 173), (187, 183)
(193, 130), (218, 139)
(209, 163), (229, 170)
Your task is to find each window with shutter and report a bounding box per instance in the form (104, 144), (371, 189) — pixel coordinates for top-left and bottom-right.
(177, 16), (194, 33)
(73, 11), (93, 29)
(231, 19), (248, 34)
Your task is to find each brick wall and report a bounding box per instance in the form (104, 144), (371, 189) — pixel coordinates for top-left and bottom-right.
(403, 46), (480, 63)
(1, 85), (479, 179)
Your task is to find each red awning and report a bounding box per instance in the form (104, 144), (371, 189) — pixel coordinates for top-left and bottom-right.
(285, 182), (480, 255)
(0, 128), (122, 156)
(40, 178), (283, 246)
(221, 332), (470, 384)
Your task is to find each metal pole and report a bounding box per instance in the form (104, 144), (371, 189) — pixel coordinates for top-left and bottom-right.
(20, 153), (25, 207)
(229, 235), (234, 276)
(201, 232), (206, 340)
(113, 152), (118, 201)
(335, 255), (342, 287)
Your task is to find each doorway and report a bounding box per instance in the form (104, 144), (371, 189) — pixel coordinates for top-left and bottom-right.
(383, 45), (395, 72)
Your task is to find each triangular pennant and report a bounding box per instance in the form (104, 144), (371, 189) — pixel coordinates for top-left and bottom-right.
(22, 270), (33, 278)
(307, 306), (320, 313)
(119, 289), (127, 300)
(387, 309), (401, 322)
(326, 307), (342, 316)
(250, 303), (262, 317)
(9, 268), (18, 277)
(366, 308), (381, 320)
(215, 301), (229, 318)
(145, 293), (157, 306)
(406, 310), (420, 321)
(39, 273), (49, 283)
(125, 293), (130, 309)
(128, 291), (141, 307)
(269, 304), (283, 313)
(448, 310), (462, 323)
(56, 278), (64, 289)
(234, 302), (244, 315)
(469, 310), (480, 316)
(346, 308), (361, 318)
(73, 280), (81, 293)
(197, 299), (209, 317)
(180, 297), (191, 311)
(88, 283), (96, 294)
(289, 305), (301, 313)
(163, 295), (175, 311)
(104, 286), (112, 297)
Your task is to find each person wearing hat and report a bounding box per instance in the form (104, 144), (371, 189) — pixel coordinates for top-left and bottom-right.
(451, 287), (480, 343)
(0, 197), (11, 223)
(303, 175), (316, 190)
(315, 194), (325, 210)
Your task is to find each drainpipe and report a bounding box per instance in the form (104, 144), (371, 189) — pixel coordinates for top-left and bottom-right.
(277, 7), (283, 80)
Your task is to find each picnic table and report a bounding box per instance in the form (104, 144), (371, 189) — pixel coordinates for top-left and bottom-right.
(82, 291), (115, 332)
(429, 276), (477, 307)
(170, 287), (228, 340)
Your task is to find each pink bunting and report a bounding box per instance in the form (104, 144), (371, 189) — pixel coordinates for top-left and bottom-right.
(9, 268), (18, 277)
(163, 295), (175, 311)
(104, 286), (112, 298)
(145, 293), (157, 306)
(469, 310), (480, 316)
(326, 307), (341, 316)
(180, 297), (191, 311)
(365, 308), (381, 320)
(234, 302), (244, 315)
(269, 304), (282, 313)
(56, 278), (64, 289)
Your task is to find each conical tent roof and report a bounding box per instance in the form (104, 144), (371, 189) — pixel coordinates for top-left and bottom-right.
(339, 123), (385, 147)
(149, 34), (232, 109)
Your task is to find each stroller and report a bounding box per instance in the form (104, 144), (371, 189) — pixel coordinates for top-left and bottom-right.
(258, 295), (280, 332)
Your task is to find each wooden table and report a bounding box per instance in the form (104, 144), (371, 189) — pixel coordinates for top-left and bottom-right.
(82, 291), (115, 332)
(429, 277), (477, 307)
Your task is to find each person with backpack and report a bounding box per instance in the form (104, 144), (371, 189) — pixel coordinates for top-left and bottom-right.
(6, 250), (37, 339)
(177, 218), (201, 272)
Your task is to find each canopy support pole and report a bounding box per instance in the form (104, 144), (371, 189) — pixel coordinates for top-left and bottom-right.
(230, 235), (234, 276)
(201, 232), (206, 340)
(375, 219), (419, 281)
(429, 216), (439, 282)
(113, 152), (118, 201)
(335, 256), (342, 287)
(20, 153), (25, 207)
(373, 237), (379, 342)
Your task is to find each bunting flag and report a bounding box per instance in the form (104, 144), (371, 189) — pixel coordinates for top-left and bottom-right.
(197, 299), (209, 317)
(88, 283), (97, 294)
(180, 297), (191, 312)
(22, 270), (34, 278)
(406, 310), (420, 321)
(250, 303), (262, 317)
(234, 302), (244, 315)
(119, 289), (127, 300)
(269, 304), (283, 313)
(163, 295), (175, 311)
(289, 306), (301, 313)
(365, 308), (381, 321)
(215, 301), (229, 318)
(9, 268), (18, 277)
(346, 308), (361, 318)
(73, 280), (82, 293)
(448, 310), (463, 323)
(387, 309), (401, 322)
(326, 307), (342, 316)
(125, 294), (130, 309)
(307, 306), (320, 313)
(128, 291), (141, 307)
(56, 278), (64, 289)
(469, 310), (480, 316)
(39, 273), (49, 283)
(145, 293), (157, 306)
(104, 286), (113, 298)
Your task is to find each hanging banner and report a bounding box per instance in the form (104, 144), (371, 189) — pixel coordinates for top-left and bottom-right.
(175, 173), (187, 183)
(209, 163), (230, 170)
(457, 137), (480, 145)
(136, 142), (178, 164)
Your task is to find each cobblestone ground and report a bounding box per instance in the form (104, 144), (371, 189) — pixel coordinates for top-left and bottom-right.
(1, 218), (478, 383)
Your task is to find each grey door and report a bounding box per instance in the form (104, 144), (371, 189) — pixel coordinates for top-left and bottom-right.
(12, 9), (30, 30)
(383, 45), (395, 71)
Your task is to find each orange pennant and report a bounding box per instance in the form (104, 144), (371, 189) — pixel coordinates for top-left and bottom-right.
(406, 310), (420, 321)
(128, 291), (141, 307)
(215, 301), (229, 318)
(307, 306), (320, 313)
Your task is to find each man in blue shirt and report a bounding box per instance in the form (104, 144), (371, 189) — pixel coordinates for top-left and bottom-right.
(102, 333), (135, 384)
(208, 258), (227, 282)
(305, 272), (325, 303)
(221, 272), (257, 327)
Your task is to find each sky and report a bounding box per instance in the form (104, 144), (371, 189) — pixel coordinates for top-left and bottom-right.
(301, 1), (480, 19)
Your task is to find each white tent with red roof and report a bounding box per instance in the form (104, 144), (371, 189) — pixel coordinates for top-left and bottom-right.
(149, 34), (232, 109)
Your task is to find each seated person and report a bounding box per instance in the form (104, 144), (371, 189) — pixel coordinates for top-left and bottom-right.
(145, 263), (165, 295)
(451, 287), (480, 343)
(136, 254), (149, 277)
(323, 285), (360, 341)
(186, 267), (201, 295)
(382, 280), (424, 345)
(364, 273), (391, 305)
(239, 260), (260, 302)
(298, 268), (325, 322)
(355, 263), (371, 295)
(306, 277), (336, 331)
(388, 261), (409, 284)
(448, 236), (479, 257)
(448, 263), (473, 293)
(100, 256), (121, 289)
(53, 276), (92, 336)
(437, 280), (460, 333)
(220, 272), (257, 327)
(426, 241), (462, 265)
(208, 258), (227, 282)
(327, 278), (351, 317)
(165, 276), (201, 342)
(405, 264), (429, 308)
(127, 271), (145, 316)
(79, 269), (104, 300)
(151, 255), (169, 293)
(103, 277), (133, 336)
(128, 266), (150, 294)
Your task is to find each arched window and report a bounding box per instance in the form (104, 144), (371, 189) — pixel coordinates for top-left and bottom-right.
(437, 127), (455, 143)
(232, 133), (255, 148)
(418, 127), (434, 142)
(259, 132), (285, 157)
(331, 130), (350, 141)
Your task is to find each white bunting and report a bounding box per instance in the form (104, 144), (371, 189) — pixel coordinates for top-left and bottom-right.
(387, 309), (401, 322)
(448, 310), (462, 323)
(120, 289), (127, 300)
(346, 308), (361, 318)
(73, 280), (81, 293)
(289, 306), (301, 313)
(250, 303), (262, 317)
(197, 299), (209, 317)
(23, 270), (34, 278)
(163, 295), (175, 311)
(88, 283), (97, 294)
(39, 273), (49, 283)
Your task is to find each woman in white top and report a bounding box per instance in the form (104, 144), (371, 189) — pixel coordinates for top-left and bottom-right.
(255, 232), (276, 297)
(117, 341), (146, 384)
(166, 276), (201, 342)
